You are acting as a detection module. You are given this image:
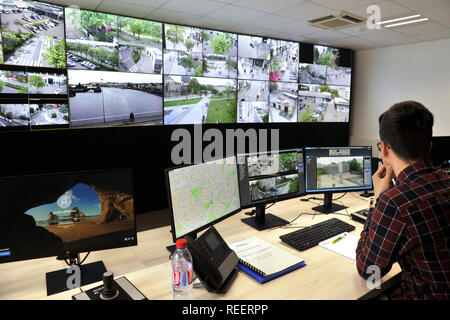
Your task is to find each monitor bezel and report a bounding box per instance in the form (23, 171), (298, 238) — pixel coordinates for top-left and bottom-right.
(304, 146), (373, 194)
(0, 168), (138, 264)
(236, 147), (307, 210)
(165, 156), (242, 243)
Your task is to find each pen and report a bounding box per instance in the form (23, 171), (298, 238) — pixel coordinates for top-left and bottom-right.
(331, 234), (346, 244)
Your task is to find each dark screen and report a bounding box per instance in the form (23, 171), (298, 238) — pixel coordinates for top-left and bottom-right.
(0, 169), (137, 264)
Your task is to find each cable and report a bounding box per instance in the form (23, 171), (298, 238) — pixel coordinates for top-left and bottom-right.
(78, 252), (90, 265)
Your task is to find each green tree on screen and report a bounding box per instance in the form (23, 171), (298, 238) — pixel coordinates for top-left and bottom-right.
(211, 34), (232, 55)
(29, 75), (45, 93)
(45, 39), (66, 69)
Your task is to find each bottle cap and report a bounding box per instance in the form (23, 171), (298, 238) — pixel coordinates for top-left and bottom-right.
(176, 238), (188, 249)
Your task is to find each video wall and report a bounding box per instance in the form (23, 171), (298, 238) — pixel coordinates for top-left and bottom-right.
(0, 0), (352, 131)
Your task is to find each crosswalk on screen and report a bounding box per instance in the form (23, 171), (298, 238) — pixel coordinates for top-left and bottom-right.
(167, 156), (241, 240)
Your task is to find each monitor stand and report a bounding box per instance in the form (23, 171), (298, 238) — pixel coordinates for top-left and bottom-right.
(166, 232), (197, 253)
(360, 190), (374, 198)
(45, 253), (106, 296)
(311, 192), (348, 214)
(241, 203), (289, 231)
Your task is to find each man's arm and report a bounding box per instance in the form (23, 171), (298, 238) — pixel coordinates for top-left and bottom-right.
(356, 193), (406, 279)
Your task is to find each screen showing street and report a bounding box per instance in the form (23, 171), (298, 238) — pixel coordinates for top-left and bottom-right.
(0, 1), (352, 131)
(237, 149), (306, 207)
(305, 147), (372, 192)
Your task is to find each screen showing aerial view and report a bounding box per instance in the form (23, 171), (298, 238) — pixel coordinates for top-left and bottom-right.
(168, 157), (240, 239)
(1, 1), (66, 68)
(238, 149), (305, 207)
(305, 147), (372, 192)
(316, 156), (364, 189)
(298, 45), (351, 123)
(68, 70), (163, 127)
(0, 1), (352, 131)
(164, 75), (236, 124)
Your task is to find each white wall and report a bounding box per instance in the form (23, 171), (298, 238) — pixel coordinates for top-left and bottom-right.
(350, 38), (450, 154)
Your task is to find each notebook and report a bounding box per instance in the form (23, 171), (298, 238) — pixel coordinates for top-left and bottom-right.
(318, 232), (359, 261)
(228, 236), (306, 284)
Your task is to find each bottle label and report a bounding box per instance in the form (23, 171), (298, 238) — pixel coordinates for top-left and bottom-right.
(173, 268), (193, 287)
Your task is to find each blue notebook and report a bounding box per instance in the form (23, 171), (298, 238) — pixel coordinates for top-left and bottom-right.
(228, 236), (306, 284)
(237, 260), (306, 284)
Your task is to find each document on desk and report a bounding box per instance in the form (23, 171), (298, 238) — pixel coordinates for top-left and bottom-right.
(228, 236), (305, 278)
(319, 232), (358, 261)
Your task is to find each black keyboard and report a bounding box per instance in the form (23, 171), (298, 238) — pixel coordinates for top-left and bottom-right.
(280, 218), (355, 251)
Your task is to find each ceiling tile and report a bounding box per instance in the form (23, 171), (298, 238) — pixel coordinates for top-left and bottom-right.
(45, 0), (103, 10)
(412, 30), (450, 41)
(160, 0), (227, 16)
(326, 36), (381, 50)
(233, 0), (305, 14)
(281, 21), (325, 36)
(358, 29), (419, 46)
(107, 0), (168, 7)
(146, 8), (202, 26)
(275, 2), (334, 21)
(391, 0), (450, 12)
(205, 4), (266, 21)
(310, 0), (383, 11)
(96, 0), (156, 18)
(213, 0), (239, 3)
(350, 0), (414, 20)
(420, 4), (450, 22)
(393, 21), (450, 37)
(194, 16), (237, 31)
(306, 29), (351, 42)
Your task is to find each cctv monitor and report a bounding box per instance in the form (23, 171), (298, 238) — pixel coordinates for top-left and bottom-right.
(165, 156), (241, 246)
(0, 168), (137, 295)
(236, 148), (305, 230)
(305, 146), (373, 213)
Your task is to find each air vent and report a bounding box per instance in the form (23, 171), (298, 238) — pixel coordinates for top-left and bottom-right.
(307, 11), (366, 30)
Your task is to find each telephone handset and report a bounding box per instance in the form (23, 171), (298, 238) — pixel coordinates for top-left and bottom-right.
(184, 226), (239, 293)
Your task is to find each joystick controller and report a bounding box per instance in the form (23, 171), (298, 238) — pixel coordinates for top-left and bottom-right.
(100, 272), (119, 300)
(72, 272), (147, 300)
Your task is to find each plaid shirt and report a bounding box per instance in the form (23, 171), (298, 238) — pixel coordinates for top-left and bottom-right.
(356, 160), (450, 300)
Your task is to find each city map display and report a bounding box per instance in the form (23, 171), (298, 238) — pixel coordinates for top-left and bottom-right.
(168, 157), (240, 239)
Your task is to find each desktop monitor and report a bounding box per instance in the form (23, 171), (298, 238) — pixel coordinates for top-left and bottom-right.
(236, 148), (306, 230)
(305, 146), (373, 213)
(0, 168), (137, 295)
(430, 136), (450, 169)
(165, 156), (241, 244)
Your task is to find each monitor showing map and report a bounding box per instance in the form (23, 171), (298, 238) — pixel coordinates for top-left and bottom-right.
(166, 156), (241, 241)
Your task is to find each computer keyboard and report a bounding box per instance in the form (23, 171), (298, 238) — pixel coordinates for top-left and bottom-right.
(279, 218), (355, 251)
(350, 208), (371, 224)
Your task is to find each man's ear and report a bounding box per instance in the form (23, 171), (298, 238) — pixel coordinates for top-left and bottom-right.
(381, 141), (390, 159)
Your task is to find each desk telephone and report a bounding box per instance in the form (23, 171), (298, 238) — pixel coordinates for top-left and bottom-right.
(184, 226), (239, 293)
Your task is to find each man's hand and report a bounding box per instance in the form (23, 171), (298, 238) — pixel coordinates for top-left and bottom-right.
(373, 164), (395, 203)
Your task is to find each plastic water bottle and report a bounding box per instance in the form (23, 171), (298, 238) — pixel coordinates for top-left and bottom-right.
(171, 238), (194, 300)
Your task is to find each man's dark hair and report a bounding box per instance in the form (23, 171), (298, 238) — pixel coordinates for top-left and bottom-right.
(379, 101), (434, 161)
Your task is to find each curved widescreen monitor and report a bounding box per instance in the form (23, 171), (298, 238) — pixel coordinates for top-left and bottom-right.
(305, 146), (373, 193)
(0, 0), (352, 132)
(166, 156), (241, 242)
(0, 169), (137, 264)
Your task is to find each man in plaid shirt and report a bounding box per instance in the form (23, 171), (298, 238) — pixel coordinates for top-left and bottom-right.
(356, 101), (450, 299)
